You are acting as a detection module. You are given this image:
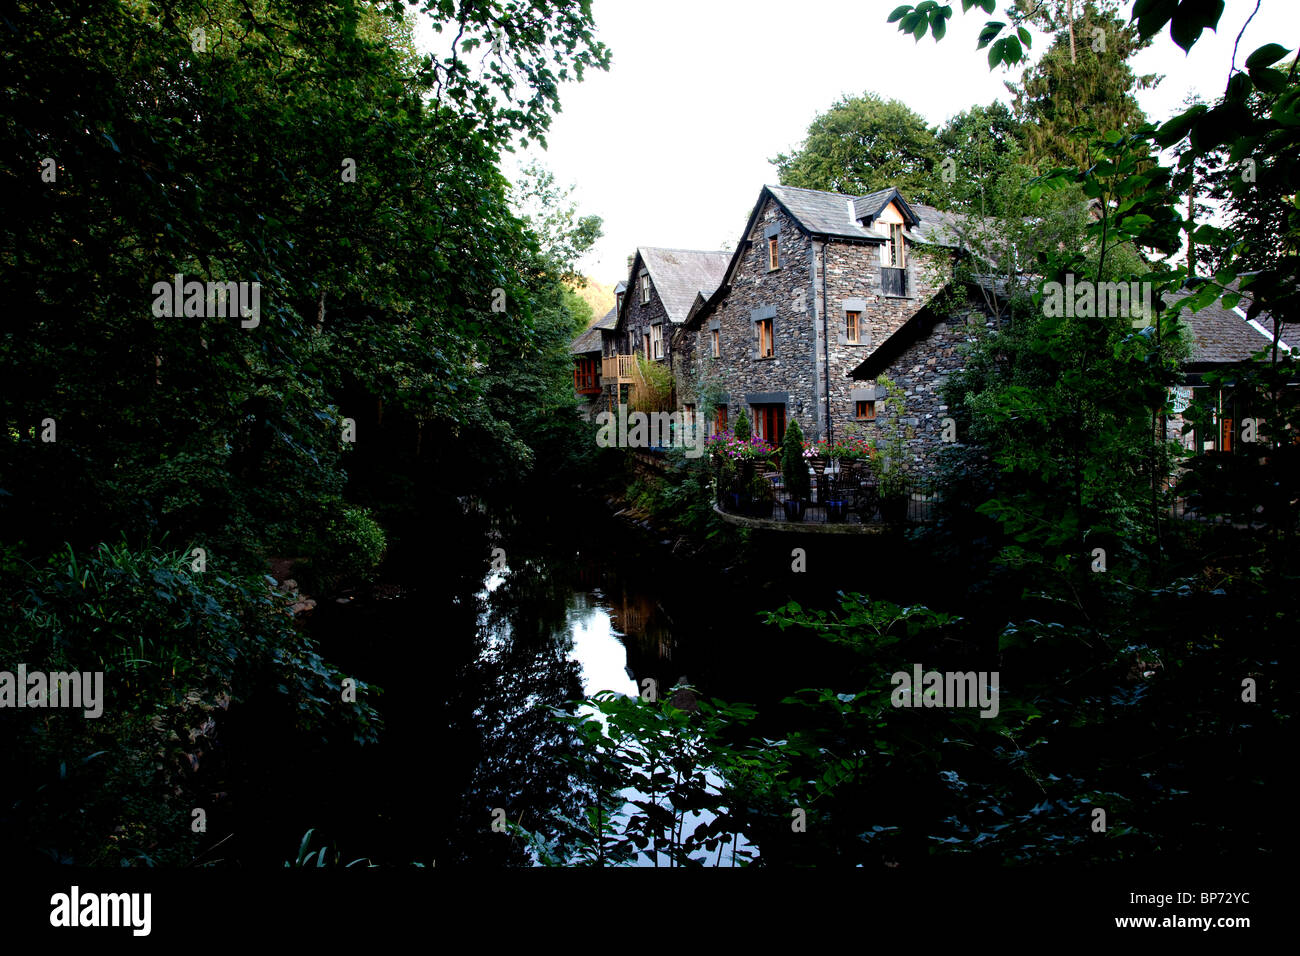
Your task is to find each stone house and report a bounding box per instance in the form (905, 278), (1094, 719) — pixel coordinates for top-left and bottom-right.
(594, 247), (730, 419)
(669, 183), (980, 468)
(1165, 280), (1298, 453)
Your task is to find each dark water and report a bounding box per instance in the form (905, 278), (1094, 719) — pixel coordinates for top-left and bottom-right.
(211, 494), (921, 866)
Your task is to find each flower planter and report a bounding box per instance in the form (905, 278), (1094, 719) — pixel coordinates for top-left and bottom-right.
(824, 500), (849, 523)
(725, 491), (750, 513)
(782, 499), (807, 522)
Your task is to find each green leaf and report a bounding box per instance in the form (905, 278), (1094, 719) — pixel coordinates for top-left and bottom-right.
(976, 20), (1003, 50)
(887, 4), (912, 23)
(1245, 42), (1289, 69)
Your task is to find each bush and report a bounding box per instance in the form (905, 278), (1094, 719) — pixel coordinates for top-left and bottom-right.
(0, 539), (382, 865)
(734, 408), (751, 442)
(297, 502), (388, 590)
(781, 419), (810, 501)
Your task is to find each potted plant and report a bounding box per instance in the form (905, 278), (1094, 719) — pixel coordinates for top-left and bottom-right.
(876, 468), (909, 523)
(747, 468), (775, 518)
(863, 377), (912, 523)
(780, 418), (810, 521)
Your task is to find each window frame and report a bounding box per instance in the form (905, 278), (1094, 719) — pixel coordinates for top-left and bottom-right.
(845, 310), (861, 344)
(757, 318), (774, 358)
(650, 323), (663, 360)
(768, 235), (779, 271)
(888, 222), (905, 268)
(641, 275), (651, 304)
(855, 399), (876, 421)
(710, 328), (720, 358)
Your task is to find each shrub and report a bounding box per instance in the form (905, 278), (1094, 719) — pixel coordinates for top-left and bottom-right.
(781, 419), (810, 500)
(734, 408), (751, 442)
(298, 502), (388, 590)
(0, 539), (382, 865)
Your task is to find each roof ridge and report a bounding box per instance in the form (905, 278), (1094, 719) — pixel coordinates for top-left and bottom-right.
(767, 182), (858, 200)
(639, 245), (731, 255)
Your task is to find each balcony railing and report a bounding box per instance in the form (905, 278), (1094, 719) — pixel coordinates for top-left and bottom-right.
(601, 354), (637, 384)
(881, 266), (907, 297)
(716, 456), (936, 525)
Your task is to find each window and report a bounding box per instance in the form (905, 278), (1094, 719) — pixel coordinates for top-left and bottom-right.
(573, 357), (599, 394)
(887, 223), (905, 268)
(757, 318), (774, 358)
(768, 236), (779, 271)
(641, 275), (651, 304)
(715, 405), (728, 435)
(845, 310), (861, 344)
(643, 332), (651, 359)
(751, 403), (786, 445)
(855, 400), (875, 421)
(711, 328), (720, 358)
(1221, 416), (1234, 453)
(650, 323), (663, 360)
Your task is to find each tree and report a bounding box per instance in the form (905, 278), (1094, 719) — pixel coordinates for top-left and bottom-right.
(932, 101), (1028, 216)
(781, 418), (810, 501)
(1005, 0), (1160, 170)
(1203, 61), (1300, 273)
(0, 0), (608, 558)
(887, 0), (1300, 583)
(772, 92), (941, 201)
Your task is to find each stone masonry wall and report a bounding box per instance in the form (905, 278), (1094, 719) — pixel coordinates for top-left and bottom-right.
(622, 255), (671, 366)
(817, 236), (954, 443)
(691, 197), (817, 437)
(851, 299), (993, 475)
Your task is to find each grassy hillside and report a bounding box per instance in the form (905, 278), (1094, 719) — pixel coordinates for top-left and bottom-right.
(572, 278), (616, 324)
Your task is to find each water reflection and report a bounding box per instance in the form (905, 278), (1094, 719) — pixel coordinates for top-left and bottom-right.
(566, 590), (638, 698)
(241, 503), (761, 867)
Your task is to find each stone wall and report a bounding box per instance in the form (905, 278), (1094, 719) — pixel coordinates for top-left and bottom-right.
(817, 238), (954, 442)
(690, 196), (817, 436)
(850, 298), (993, 474)
(622, 256), (671, 364)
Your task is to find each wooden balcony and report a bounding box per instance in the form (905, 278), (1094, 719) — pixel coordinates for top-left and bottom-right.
(601, 354), (636, 384)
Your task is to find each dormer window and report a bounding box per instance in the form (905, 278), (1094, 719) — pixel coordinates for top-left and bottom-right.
(887, 223), (905, 268)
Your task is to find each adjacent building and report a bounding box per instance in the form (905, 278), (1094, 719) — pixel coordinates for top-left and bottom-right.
(571, 183), (1295, 478)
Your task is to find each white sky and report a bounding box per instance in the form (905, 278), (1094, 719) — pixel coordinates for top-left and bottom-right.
(419, 0), (1300, 284)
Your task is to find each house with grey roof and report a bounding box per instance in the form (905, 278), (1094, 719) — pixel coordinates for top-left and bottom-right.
(1165, 279), (1297, 453)
(670, 182), (982, 463)
(595, 247), (730, 415)
(570, 283), (623, 420)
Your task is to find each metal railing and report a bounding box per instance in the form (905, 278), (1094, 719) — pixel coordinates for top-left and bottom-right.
(716, 458), (937, 524)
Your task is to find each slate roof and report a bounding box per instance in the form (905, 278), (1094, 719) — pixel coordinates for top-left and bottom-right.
(638, 247), (731, 324)
(570, 305), (616, 354)
(1168, 283), (1297, 368)
(764, 184), (969, 248)
(844, 276), (1297, 378)
(852, 187), (920, 226)
(570, 324), (602, 355)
